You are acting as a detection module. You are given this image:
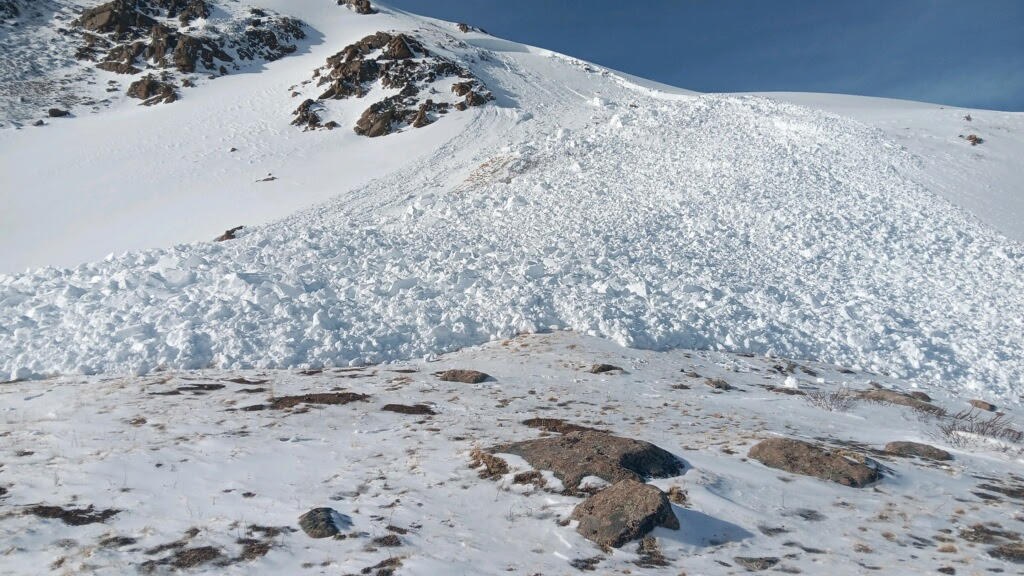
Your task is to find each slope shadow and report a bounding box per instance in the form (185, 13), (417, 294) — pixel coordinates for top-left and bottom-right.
(655, 505), (754, 548)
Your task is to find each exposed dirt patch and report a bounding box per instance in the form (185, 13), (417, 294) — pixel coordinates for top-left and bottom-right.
(27, 504), (119, 526)
(270, 392), (370, 410)
(381, 403), (436, 415)
(522, 417), (604, 434)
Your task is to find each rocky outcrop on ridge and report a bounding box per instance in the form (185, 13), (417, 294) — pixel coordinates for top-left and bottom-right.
(290, 30), (494, 136)
(73, 0), (306, 105)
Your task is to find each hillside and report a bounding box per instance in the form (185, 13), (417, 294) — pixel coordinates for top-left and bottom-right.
(0, 2), (1023, 575)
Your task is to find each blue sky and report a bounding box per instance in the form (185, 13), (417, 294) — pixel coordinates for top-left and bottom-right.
(386, 0), (1024, 111)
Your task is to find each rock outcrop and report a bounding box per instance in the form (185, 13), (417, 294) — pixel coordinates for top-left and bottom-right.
(748, 438), (881, 487)
(73, 1), (306, 107)
(293, 30), (493, 136)
(490, 430), (682, 494)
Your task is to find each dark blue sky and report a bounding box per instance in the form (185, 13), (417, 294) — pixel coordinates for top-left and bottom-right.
(387, 0), (1024, 111)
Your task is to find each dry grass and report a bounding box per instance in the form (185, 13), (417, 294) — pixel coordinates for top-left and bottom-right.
(938, 409), (1022, 448)
(804, 388), (859, 412)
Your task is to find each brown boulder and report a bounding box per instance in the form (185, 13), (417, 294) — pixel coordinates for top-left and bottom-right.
(883, 441), (951, 461)
(77, 0), (156, 39)
(126, 75), (178, 105)
(748, 438), (881, 487)
(570, 479), (678, 548)
(857, 388), (944, 414)
(339, 0), (376, 14)
(969, 399), (997, 412)
(435, 369), (490, 383)
(492, 431), (681, 492)
(354, 99), (396, 137)
(382, 34), (418, 60)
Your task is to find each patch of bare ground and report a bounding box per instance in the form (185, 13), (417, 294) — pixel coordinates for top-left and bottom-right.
(381, 403), (435, 415)
(270, 392), (370, 409)
(522, 417), (604, 434)
(27, 504), (119, 526)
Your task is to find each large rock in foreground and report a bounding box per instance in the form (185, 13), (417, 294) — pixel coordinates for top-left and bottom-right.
(570, 479), (679, 548)
(492, 431), (681, 493)
(748, 438), (880, 487)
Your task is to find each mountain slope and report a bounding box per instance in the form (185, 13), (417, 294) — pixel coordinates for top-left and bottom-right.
(1, 1), (1023, 403)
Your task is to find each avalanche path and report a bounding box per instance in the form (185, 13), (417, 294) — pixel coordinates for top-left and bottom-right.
(1, 5), (1023, 403)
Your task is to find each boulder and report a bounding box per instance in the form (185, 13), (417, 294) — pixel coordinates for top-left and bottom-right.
(298, 507), (350, 538)
(382, 34), (418, 60)
(339, 0), (376, 14)
(857, 388), (944, 414)
(126, 75), (178, 105)
(47, 108), (70, 118)
(569, 479), (678, 548)
(969, 399), (997, 412)
(883, 441), (951, 461)
(589, 363), (622, 374)
(491, 430), (681, 492)
(748, 438), (880, 487)
(435, 369), (490, 383)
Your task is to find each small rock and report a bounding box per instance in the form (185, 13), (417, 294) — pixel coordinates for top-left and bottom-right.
(589, 363), (622, 374)
(47, 108), (70, 118)
(908, 391), (931, 402)
(883, 441), (951, 461)
(969, 399), (997, 412)
(32, 119), (45, 126)
(298, 507), (350, 539)
(214, 226), (243, 242)
(570, 479), (678, 548)
(435, 369), (489, 383)
(748, 438), (880, 488)
(989, 542), (1024, 564)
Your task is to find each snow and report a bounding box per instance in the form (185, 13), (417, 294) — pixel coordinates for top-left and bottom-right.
(1, 2), (1023, 404)
(0, 331), (1021, 575)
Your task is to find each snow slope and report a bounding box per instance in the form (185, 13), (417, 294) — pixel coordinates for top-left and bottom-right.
(755, 92), (1024, 243)
(1, 1), (1024, 404)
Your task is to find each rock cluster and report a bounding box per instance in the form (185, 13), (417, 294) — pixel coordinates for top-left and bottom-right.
(292, 30), (493, 136)
(73, 0), (306, 105)
(338, 0), (375, 14)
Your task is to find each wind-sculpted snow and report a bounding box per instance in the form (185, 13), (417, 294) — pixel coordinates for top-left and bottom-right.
(2, 68), (1023, 401)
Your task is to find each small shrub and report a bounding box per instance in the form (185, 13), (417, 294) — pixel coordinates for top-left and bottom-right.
(804, 388), (859, 412)
(938, 409), (1022, 448)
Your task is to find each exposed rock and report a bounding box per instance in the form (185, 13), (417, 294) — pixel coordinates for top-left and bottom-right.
(296, 30), (492, 135)
(47, 108), (70, 118)
(857, 388), (944, 414)
(354, 97), (397, 137)
(126, 75), (178, 105)
(457, 23), (470, 33)
(969, 399), (997, 412)
(589, 363), (622, 374)
(435, 369), (490, 384)
(214, 226), (243, 242)
(569, 479), (679, 548)
(74, 1), (305, 106)
(748, 438), (881, 487)
(883, 441), (952, 461)
(908, 391), (931, 402)
(491, 430), (681, 492)
(291, 98), (322, 130)
(734, 557), (781, 571)
(298, 507), (349, 538)
(339, 0), (376, 14)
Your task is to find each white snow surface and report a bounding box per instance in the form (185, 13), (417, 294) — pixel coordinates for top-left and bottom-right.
(1, 1), (1024, 403)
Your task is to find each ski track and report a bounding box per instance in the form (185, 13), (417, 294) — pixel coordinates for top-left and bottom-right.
(1, 2), (1023, 404)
